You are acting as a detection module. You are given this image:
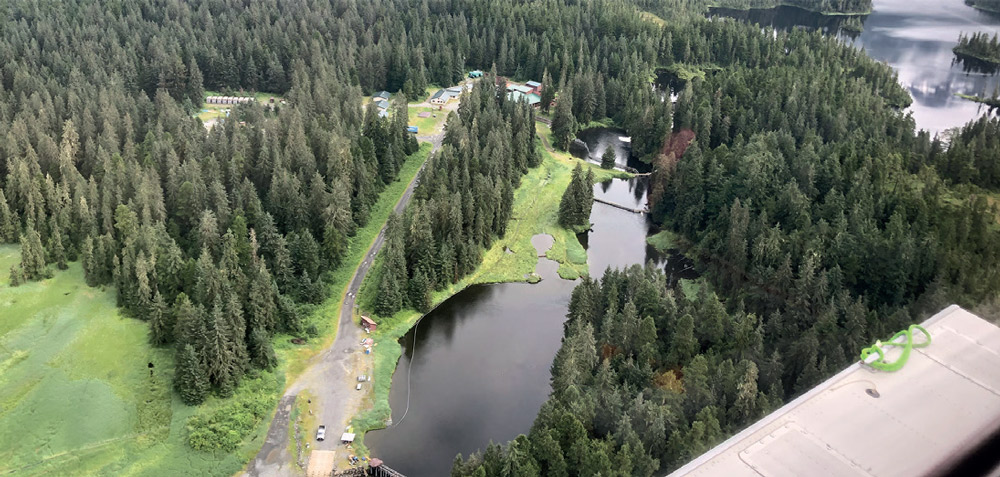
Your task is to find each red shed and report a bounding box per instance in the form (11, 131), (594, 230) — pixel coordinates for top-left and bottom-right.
(361, 316), (377, 331)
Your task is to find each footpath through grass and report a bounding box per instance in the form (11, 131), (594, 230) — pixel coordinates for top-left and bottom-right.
(350, 124), (629, 455)
(0, 142), (433, 476)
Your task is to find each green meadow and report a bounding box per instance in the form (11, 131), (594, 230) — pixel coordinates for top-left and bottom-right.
(0, 246), (276, 476)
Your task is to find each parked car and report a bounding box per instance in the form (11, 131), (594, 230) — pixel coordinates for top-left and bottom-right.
(316, 425), (326, 441)
(357, 375), (367, 382)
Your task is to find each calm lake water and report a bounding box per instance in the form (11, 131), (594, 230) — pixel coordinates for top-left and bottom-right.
(366, 178), (689, 476)
(711, 0), (1000, 134)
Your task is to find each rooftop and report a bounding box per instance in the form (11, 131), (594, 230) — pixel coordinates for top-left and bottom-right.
(670, 305), (1000, 477)
(374, 91), (391, 99)
(507, 84), (533, 94)
(525, 80), (541, 87)
(507, 91), (540, 105)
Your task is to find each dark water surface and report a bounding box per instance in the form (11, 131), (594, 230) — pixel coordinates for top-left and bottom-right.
(711, 0), (1000, 133)
(366, 178), (688, 476)
(571, 127), (651, 172)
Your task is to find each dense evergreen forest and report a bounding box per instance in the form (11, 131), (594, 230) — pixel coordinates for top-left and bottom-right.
(926, 115), (1000, 190)
(453, 2), (1000, 476)
(955, 32), (1000, 65)
(0, 0), (436, 403)
(373, 76), (537, 316)
(706, 0), (872, 14)
(1, 0), (999, 472)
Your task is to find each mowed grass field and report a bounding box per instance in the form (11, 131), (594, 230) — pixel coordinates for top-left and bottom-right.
(406, 106), (448, 135)
(0, 246), (272, 476)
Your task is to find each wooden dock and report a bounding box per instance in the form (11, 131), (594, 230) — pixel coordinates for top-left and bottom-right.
(594, 197), (647, 214)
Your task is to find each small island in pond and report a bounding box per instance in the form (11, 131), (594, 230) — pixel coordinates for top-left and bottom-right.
(954, 32), (1000, 66)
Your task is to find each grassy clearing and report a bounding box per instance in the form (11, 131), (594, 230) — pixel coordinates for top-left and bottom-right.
(350, 123), (631, 451)
(196, 91), (281, 122)
(406, 106), (448, 135)
(410, 86), (440, 103)
(0, 246), (272, 476)
(679, 278), (705, 299)
(639, 10), (667, 26)
(646, 229), (679, 252)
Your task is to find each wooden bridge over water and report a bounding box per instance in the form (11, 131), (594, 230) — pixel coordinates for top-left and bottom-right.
(594, 197), (647, 214)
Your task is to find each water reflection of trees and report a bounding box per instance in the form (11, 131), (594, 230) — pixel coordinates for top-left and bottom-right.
(953, 55), (1000, 75)
(707, 5), (869, 38)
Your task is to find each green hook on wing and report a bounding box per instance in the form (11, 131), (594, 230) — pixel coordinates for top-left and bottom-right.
(859, 324), (932, 372)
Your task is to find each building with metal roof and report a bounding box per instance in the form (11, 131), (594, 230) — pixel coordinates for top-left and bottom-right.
(374, 91), (391, 100)
(669, 304), (1000, 477)
(507, 90), (541, 107)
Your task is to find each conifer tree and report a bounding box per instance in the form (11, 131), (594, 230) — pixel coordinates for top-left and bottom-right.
(18, 224), (49, 281)
(149, 291), (172, 345)
(601, 148), (616, 170)
(408, 268), (431, 313)
(558, 164), (594, 230)
(0, 189), (16, 243)
(551, 86), (577, 151)
(541, 69), (555, 113)
(175, 344), (209, 405)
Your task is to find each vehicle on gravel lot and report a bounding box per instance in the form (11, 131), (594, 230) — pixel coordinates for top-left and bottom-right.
(316, 425), (326, 441)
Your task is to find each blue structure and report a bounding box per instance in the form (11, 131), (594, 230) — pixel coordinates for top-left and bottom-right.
(468, 70), (483, 78)
(407, 126), (418, 133)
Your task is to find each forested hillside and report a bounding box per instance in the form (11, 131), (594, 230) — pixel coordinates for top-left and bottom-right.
(1, 0), (999, 474)
(705, 0), (872, 14)
(452, 6), (1000, 477)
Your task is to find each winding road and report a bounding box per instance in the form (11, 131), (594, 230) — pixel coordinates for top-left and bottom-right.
(245, 131), (444, 477)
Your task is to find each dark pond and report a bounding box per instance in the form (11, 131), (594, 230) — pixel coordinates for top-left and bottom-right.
(709, 0), (1000, 134)
(365, 177), (694, 476)
(570, 126), (652, 172)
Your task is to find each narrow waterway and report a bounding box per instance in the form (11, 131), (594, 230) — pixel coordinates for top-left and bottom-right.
(710, 0), (1000, 134)
(366, 177), (688, 476)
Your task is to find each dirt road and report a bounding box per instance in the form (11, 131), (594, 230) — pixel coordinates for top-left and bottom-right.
(245, 131), (444, 477)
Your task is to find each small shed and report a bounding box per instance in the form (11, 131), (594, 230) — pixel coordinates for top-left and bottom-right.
(376, 100), (390, 110)
(374, 91), (391, 100)
(361, 316), (377, 331)
(468, 70), (483, 78)
(407, 126), (418, 134)
(341, 433), (355, 443)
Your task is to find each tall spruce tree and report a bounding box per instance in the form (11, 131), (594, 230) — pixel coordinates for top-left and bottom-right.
(175, 344), (209, 405)
(551, 86), (577, 151)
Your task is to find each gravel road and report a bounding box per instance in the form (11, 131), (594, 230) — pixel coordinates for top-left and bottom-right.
(245, 131), (443, 477)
